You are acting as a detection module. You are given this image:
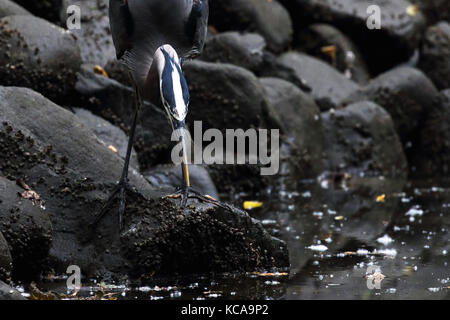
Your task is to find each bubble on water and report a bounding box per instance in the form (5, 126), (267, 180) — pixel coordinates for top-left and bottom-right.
(307, 245), (328, 252)
(376, 234), (394, 245)
(265, 281), (280, 285)
(170, 291), (182, 298)
(356, 249), (370, 256)
(442, 250), (448, 256)
(387, 288), (396, 294)
(313, 211), (323, 219)
(373, 248), (397, 258)
(427, 287), (440, 293)
(406, 206), (424, 218)
(302, 191), (311, 198)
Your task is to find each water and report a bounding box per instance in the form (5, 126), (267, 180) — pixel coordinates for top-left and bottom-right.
(32, 176), (450, 300)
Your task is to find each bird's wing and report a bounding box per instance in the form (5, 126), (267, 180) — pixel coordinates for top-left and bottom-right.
(182, 0), (209, 61)
(109, 0), (134, 59)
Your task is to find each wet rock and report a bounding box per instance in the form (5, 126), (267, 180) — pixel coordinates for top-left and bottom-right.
(0, 0), (31, 18)
(73, 108), (139, 170)
(60, 0), (116, 67)
(295, 23), (371, 84)
(344, 67), (440, 151)
(201, 32), (266, 73)
(418, 22), (450, 90)
(0, 280), (25, 300)
(0, 232), (12, 282)
(183, 61), (283, 197)
(0, 177), (52, 280)
(321, 101), (408, 178)
(209, 0), (293, 52)
(75, 63), (173, 170)
(260, 77), (325, 178)
(184, 60), (280, 132)
(144, 164), (219, 201)
(281, 0), (427, 73)
(0, 86), (289, 278)
(0, 15), (82, 105)
(410, 90), (450, 176)
(410, 0), (450, 24)
(267, 52), (359, 111)
(13, 0), (62, 23)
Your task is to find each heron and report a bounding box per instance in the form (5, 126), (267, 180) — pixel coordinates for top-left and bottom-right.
(93, 0), (218, 230)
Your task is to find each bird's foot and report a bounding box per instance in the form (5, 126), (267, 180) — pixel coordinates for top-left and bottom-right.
(163, 186), (231, 210)
(91, 179), (134, 230)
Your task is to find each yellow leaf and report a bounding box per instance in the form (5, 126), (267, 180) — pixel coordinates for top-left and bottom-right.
(243, 201), (263, 210)
(376, 194), (386, 203)
(108, 145), (118, 153)
(93, 65), (109, 78)
(406, 5), (419, 16)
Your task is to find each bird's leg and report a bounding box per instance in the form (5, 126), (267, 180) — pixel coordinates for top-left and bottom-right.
(91, 82), (142, 230)
(163, 129), (233, 211)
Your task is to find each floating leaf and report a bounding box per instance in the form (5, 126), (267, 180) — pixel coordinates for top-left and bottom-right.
(376, 194), (386, 203)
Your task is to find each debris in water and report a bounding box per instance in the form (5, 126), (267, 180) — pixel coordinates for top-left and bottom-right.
(376, 194), (386, 203)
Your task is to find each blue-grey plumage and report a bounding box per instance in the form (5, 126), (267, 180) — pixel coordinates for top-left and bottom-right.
(109, 0), (209, 90)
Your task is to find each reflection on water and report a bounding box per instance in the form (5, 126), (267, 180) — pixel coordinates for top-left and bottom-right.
(32, 176), (450, 300)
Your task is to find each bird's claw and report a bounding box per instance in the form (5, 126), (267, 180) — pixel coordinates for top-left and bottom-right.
(163, 186), (219, 208)
(91, 179), (132, 230)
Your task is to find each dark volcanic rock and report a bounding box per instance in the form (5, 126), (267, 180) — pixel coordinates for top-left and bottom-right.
(14, 0), (62, 23)
(201, 32), (266, 73)
(0, 177), (52, 280)
(0, 232), (12, 282)
(184, 60), (280, 132)
(344, 67), (440, 150)
(410, 90), (450, 176)
(0, 280), (25, 300)
(260, 77), (325, 178)
(410, 0), (450, 24)
(183, 61), (283, 197)
(75, 64), (173, 170)
(268, 52), (360, 111)
(0, 0), (31, 18)
(73, 107), (139, 170)
(0, 15), (82, 105)
(209, 0), (293, 52)
(60, 0), (116, 67)
(419, 22), (450, 90)
(296, 23), (371, 84)
(144, 164), (219, 201)
(281, 0), (427, 74)
(321, 101), (408, 178)
(0, 86), (289, 278)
